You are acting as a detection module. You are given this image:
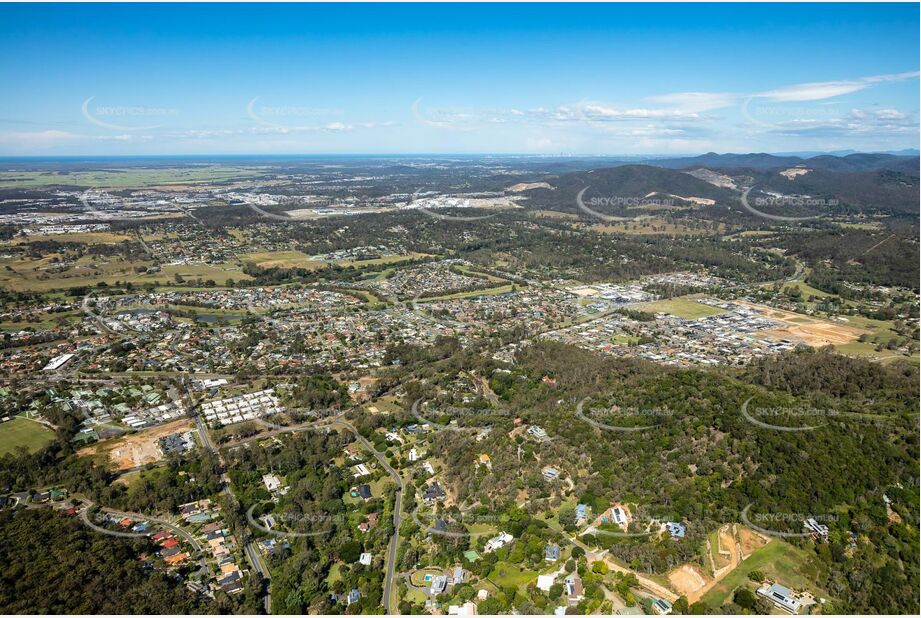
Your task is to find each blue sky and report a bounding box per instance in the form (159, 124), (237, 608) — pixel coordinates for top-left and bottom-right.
(0, 2), (918, 156)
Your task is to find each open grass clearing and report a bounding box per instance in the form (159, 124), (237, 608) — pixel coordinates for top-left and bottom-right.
(0, 417), (56, 456)
(633, 297), (727, 320)
(699, 539), (828, 609)
(589, 218), (726, 237)
(0, 166), (265, 189)
(239, 250), (325, 270)
(9, 231), (135, 245)
(487, 561), (537, 590)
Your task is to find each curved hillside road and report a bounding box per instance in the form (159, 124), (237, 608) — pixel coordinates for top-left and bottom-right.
(79, 508), (148, 539)
(243, 540), (273, 612)
(786, 260), (805, 283)
(95, 505), (204, 553)
(79, 503), (208, 577)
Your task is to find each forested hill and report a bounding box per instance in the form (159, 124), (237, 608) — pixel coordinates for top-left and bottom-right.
(644, 151), (920, 173)
(511, 157), (919, 218)
(515, 164), (735, 216)
(395, 341), (919, 614)
(0, 509), (214, 614)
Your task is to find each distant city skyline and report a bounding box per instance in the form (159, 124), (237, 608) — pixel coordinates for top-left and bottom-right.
(0, 2), (918, 156)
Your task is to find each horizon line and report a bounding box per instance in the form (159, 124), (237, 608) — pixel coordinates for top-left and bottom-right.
(0, 149), (918, 161)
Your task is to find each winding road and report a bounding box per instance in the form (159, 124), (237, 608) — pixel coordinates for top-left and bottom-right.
(79, 501), (208, 578)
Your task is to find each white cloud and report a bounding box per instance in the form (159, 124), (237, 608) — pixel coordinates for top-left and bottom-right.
(0, 130), (81, 146)
(765, 106), (917, 138)
(756, 71), (920, 102)
(646, 91), (736, 112)
(581, 104), (701, 121)
(874, 108), (907, 120)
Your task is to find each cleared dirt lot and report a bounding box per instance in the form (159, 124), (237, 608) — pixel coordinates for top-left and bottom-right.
(736, 301), (868, 346)
(672, 524), (772, 604)
(668, 564), (709, 599)
(78, 419), (194, 470)
(764, 322), (866, 346)
(738, 526), (770, 557)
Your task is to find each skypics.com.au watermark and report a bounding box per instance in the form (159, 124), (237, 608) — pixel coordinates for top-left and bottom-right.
(741, 504), (839, 539)
(587, 195), (676, 209)
(740, 397), (838, 432)
(740, 187), (837, 223)
(246, 503), (345, 538)
(740, 95), (844, 132)
(246, 97), (347, 132)
(82, 97), (178, 131)
(576, 187), (673, 222)
(575, 397), (674, 432)
(410, 398), (511, 431)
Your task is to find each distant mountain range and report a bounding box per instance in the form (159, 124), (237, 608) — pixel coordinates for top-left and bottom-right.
(642, 151), (920, 173)
(514, 151), (920, 217)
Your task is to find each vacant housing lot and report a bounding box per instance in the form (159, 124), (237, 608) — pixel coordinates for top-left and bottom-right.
(78, 419), (195, 470)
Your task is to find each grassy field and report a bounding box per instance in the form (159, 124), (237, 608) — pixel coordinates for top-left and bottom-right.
(117, 302), (251, 324)
(835, 341), (918, 363)
(699, 540), (828, 609)
(634, 297), (727, 320)
(326, 562), (343, 586)
(10, 231), (135, 245)
(0, 255), (251, 292)
(589, 219), (726, 237)
(487, 561), (537, 590)
(240, 250), (432, 271)
(772, 280), (836, 300)
(0, 166), (265, 189)
(833, 221), (884, 230)
(365, 395), (404, 415)
(722, 230), (777, 239)
(452, 264), (509, 283)
(0, 418), (56, 456)
(0, 309), (83, 331)
(339, 252), (432, 267)
(530, 209), (580, 220)
(466, 522), (500, 535)
(404, 589), (427, 604)
(239, 250), (326, 270)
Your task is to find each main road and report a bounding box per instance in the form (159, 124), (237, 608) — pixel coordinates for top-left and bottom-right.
(188, 388), (272, 614)
(229, 415), (405, 613)
(327, 419), (404, 614)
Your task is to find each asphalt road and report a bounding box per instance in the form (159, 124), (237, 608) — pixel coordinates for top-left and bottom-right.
(330, 419), (403, 614)
(79, 502), (208, 578)
(214, 414), (400, 611)
(193, 402), (271, 614)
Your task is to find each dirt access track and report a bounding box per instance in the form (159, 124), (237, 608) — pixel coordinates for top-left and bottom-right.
(78, 419), (194, 471)
(668, 524), (771, 604)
